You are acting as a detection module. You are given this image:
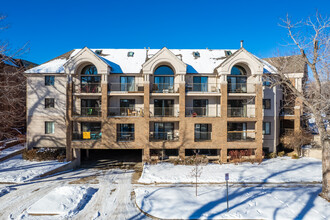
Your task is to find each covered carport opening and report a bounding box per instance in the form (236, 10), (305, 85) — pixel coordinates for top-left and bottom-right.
(81, 149), (143, 166)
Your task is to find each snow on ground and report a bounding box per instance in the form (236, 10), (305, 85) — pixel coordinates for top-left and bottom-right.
(20, 186), (98, 218)
(139, 157), (322, 183)
(0, 144), (25, 159)
(135, 186), (330, 220)
(0, 154), (68, 183)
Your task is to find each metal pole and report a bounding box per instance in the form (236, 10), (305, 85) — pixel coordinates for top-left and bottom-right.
(226, 180), (229, 212)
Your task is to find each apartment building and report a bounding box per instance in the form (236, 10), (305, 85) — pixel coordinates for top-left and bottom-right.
(25, 47), (306, 164)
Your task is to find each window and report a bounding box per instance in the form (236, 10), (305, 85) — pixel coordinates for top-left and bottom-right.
(45, 76), (55, 86)
(154, 99), (174, 116)
(117, 124), (134, 141)
(263, 122), (271, 135)
(195, 124), (211, 141)
(45, 98), (55, 108)
(81, 122), (102, 139)
(263, 99), (271, 109)
(193, 51), (200, 58)
(153, 122), (174, 141)
(120, 99), (135, 116)
(193, 76), (208, 92)
(225, 50), (232, 56)
(120, 76), (135, 91)
(95, 50), (102, 55)
(154, 66), (174, 93)
(193, 99), (208, 116)
(45, 121), (54, 134)
(127, 51), (134, 57)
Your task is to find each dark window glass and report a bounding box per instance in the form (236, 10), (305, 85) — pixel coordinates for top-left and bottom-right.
(45, 98), (55, 108)
(45, 121), (54, 134)
(120, 76), (135, 91)
(154, 99), (174, 116)
(193, 76), (208, 92)
(45, 76), (55, 86)
(81, 65), (97, 75)
(263, 99), (271, 109)
(195, 124), (211, 141)
(117, 124), (134, 141)
(193, 99), (208, 116)
(154, 66), (174, 75)
(154, 122), (174, 140)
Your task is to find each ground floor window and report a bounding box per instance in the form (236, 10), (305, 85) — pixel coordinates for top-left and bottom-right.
(263, 122), (271, 135)
(194, 124), (211, 141)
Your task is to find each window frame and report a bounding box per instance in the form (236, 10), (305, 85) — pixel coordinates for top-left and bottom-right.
(263, 99), (271, 109)
(45, 98), (55, 109)
(263, 122), (271, 135)
(194, 124), (212, 141)
(45, 121), (55, 134)
(45, 76), (55, 86)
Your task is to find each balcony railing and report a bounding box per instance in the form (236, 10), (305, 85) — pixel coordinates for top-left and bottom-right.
(227, 131), (255, 142)
(109, 83), (144, 92)
(185, 106), (219, 117)
(75, 107), (101, 117)
(228, 107), (247, 117)
(151, 107), (178, 117)
(117, 132), (135, 142)
(228, 83), (255, 93)
(108, 107), (144, 117)
(280, 107), (295, 116)
(186, 83), (220, 93)
(74, 83), (101, 93)
(149, 131), (179, 142)
(194, 132), (212, 142)
(151, 83), (177, 93)
(72, 131), (102, 140)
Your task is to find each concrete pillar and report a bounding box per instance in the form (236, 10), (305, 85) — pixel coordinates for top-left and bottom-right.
(255, 84), (263, 160)
(73, 148), (81, 167)
(144, 83), (150, 118)
(142, 148), (150, 163)
(220, 83), (228, 163)
(66, 81), (73, 161)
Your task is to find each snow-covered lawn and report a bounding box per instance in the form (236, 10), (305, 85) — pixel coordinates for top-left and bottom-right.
(0, 144), (25, 159)
(22, 186), (97, 218)
(135, 186), (330, 219)
(139, 157), (322, 183)
(0, 155), (68, 183)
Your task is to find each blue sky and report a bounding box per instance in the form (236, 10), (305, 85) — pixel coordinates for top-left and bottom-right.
(1, 0), (329, 64)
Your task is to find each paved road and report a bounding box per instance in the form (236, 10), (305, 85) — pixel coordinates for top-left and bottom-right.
(0, 168), (150, 220)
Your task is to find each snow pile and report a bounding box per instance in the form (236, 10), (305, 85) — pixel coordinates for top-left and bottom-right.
(0, 155), (68, 183)
(135, 186), (330, 219)
(139, 157), (322, 183)
(0, 144), (25, 159)
(27, 186), (97, 217)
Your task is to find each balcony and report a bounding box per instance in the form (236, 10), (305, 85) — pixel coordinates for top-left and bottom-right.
(228, 107), (247, 117)
(186, 83), (220, 93)
(227, 131), (255, 142)
(74, 83), (101, 94)
(151, 107), (178, 117)
(280, 107), (295, 116)
(108, 107), (144, 117)
(151, 83), (178, 93)
(72, 131), (102, 141)
(185, 106), (219, 117)
(77, 107), (102, 117)
(228, 83), (255, 93)
(109, 83), (144, 93)
(194, 131), (212, 142)
(149, 131), (179, 142)
(117, 132), (135, 142)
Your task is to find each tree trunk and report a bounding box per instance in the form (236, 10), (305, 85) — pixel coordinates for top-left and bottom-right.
(320, 139), (330, 201)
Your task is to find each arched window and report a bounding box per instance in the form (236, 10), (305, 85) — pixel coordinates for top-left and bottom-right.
(154, 66), (174, 75)
(228, 65), (247, 93)
(153, 66), (174, 93)
(81, 65), (98, 75)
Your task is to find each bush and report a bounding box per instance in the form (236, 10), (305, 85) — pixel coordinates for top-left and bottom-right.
(23, 148), (66, 162)
(277, 151), (285, 157)
(266, 152), (277, 159)
(228, 149), (256, 163)
(280, 129), (312, 156)
(291, 154), (299, 159)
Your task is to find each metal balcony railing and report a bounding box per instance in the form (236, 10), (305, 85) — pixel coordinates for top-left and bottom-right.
(228, 107), (247, 117)
(194, 131), (212, 142)
(151, 83), (177, 93)
(149, 131), (179, 142)
(76, 107), (102, 117)
(74, 83), (101, 93)
(117, 132), (135, 142)
(185, 106), (219, 117)
(185, 83), (220, 93)
(151, 107), (178, 117)
(109, 83), (144, 92)
(72, 131), (102, 140)
(227, 131), (256, 142)
(108, 107), (144, 117)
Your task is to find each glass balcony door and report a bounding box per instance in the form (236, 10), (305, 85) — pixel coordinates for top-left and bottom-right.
(193, 76), (208, 92)
(154, 99), (174, 117)
(120, 76), (135, 92)
(193, 99), (208, 116)
(154, 76), (174, 93)
(228, 76), (247, 93)
(120, 99), (135, 116)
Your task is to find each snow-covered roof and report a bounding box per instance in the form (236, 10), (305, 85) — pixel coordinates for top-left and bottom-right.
(25, 48), (277, 74)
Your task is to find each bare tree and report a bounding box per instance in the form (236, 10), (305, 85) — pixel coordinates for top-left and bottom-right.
(266, 12), (330, 200)
(0, 15), (30, 140)
(189, 150), (204, 197)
